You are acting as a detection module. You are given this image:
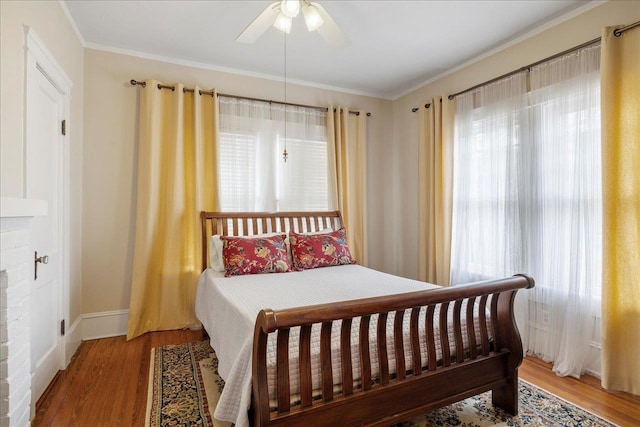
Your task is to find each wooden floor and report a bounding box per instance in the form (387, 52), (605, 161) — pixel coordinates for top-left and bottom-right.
(519, 356), (640, 426)
(33, 329), (640, 427)
(33, 329), (206, 427)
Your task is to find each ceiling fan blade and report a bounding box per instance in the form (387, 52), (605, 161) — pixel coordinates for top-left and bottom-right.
(236, 2), (280, 44)
(311, 2), (350, 48)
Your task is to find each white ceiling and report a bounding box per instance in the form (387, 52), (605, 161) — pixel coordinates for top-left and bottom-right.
(63, 0), (591, 99)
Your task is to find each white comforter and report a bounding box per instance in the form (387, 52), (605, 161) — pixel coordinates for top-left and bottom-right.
(196, 265), (453, 427)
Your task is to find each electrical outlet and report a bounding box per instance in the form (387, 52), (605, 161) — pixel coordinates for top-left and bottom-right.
(542, 310), (550, 325)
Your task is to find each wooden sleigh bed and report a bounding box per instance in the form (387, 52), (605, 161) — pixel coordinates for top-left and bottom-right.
(198, 211), (534, 427)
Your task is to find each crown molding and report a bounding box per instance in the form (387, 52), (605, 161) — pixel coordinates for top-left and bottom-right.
(58, 0), (86, 47)
(56, 0), (605, 102)
(84, 42), (391, 100)
(391, 0), (607, 100)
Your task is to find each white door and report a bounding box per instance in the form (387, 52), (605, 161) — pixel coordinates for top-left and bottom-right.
(26, 66), (65, 405)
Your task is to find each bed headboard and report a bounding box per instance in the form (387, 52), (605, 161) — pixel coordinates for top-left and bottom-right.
(200, 211), (343, 271)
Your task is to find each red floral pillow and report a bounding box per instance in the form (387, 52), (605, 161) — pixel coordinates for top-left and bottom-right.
(289, 228), (356, 271)
(221, 234), (291, 277)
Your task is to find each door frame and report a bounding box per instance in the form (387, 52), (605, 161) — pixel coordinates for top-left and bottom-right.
(24, 27), (73, 408)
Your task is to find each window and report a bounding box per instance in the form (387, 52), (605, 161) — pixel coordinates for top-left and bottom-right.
(218, 130), (258, 212)
(218, 96), (329, 212)
(451, 74), (529, 282)
(450, 44), (601, 377)
(276, 134), (329, 211)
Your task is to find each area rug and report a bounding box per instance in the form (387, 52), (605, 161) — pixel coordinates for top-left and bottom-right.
(146, 341), (616, 427)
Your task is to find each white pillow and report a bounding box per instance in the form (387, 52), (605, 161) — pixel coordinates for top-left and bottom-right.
(209, 232), (279, 272)
(305, 228), (333, 236)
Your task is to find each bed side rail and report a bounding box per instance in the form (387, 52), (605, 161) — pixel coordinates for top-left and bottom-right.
(252, 274), (534, 426)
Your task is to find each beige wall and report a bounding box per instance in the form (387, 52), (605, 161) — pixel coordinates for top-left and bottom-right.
(0, 1), (84, 323)
(81, 49), (393, 313)
(9, 0), (634, 317)
(390, 0), (640, 280)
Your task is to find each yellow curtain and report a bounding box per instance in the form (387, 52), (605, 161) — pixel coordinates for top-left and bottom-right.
(127, 80), (220, 340)
(327, 106), (368, 265)
(417, 97), (455, 286)
(601, 26), (640, 394)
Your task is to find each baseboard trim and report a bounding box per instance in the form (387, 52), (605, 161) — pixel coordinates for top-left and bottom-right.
(81, 309), (129, 341)
(64, 316), (82, 367)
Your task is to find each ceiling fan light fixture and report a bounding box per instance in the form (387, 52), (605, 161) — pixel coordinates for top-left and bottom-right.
(302, 3), (323, 31)
(236, 0), (349, 48)
(273, 12), (292, 33)
(280, 0), (300, 18)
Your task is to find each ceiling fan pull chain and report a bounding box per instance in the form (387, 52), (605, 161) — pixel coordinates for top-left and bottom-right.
(283, 30), (288, 163)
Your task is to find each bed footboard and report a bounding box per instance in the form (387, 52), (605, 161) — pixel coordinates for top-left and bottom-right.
(251, 274), (534, 426)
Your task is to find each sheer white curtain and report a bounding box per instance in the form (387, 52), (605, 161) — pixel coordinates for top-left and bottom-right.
(218, 96), (328, 212)
(526, 44), (602, 376)
(450, 73), (529, 284)
(218, 97), (276, 211)
(451, 44), (602, 378)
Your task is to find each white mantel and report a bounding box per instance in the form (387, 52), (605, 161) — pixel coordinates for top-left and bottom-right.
(1, 197), (46, 427)
(0, 197), (47, 219)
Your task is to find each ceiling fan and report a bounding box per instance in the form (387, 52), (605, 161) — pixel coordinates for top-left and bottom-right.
(236, 0), (350, 48)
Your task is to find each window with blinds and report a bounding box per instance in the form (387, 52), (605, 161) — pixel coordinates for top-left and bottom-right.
(218, 131), (258, 212)
(218, 96), (329, 212)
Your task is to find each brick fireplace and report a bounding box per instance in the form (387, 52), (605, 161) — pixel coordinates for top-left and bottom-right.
(1, 197), (46, 427)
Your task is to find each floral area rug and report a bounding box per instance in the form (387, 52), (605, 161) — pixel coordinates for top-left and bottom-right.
(146, 341), (616, 427)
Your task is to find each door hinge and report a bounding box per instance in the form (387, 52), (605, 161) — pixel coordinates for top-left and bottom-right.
(61, 119), (66, 136)
(61, 319), (66, 336)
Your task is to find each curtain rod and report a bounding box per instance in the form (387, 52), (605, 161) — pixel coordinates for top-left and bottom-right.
(410, 21), (639, 112)
(410, 98), (443, 113)
(129, 80), (371, 117)
(613, 20), (640, 36)
(446, 36), (601, 101)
